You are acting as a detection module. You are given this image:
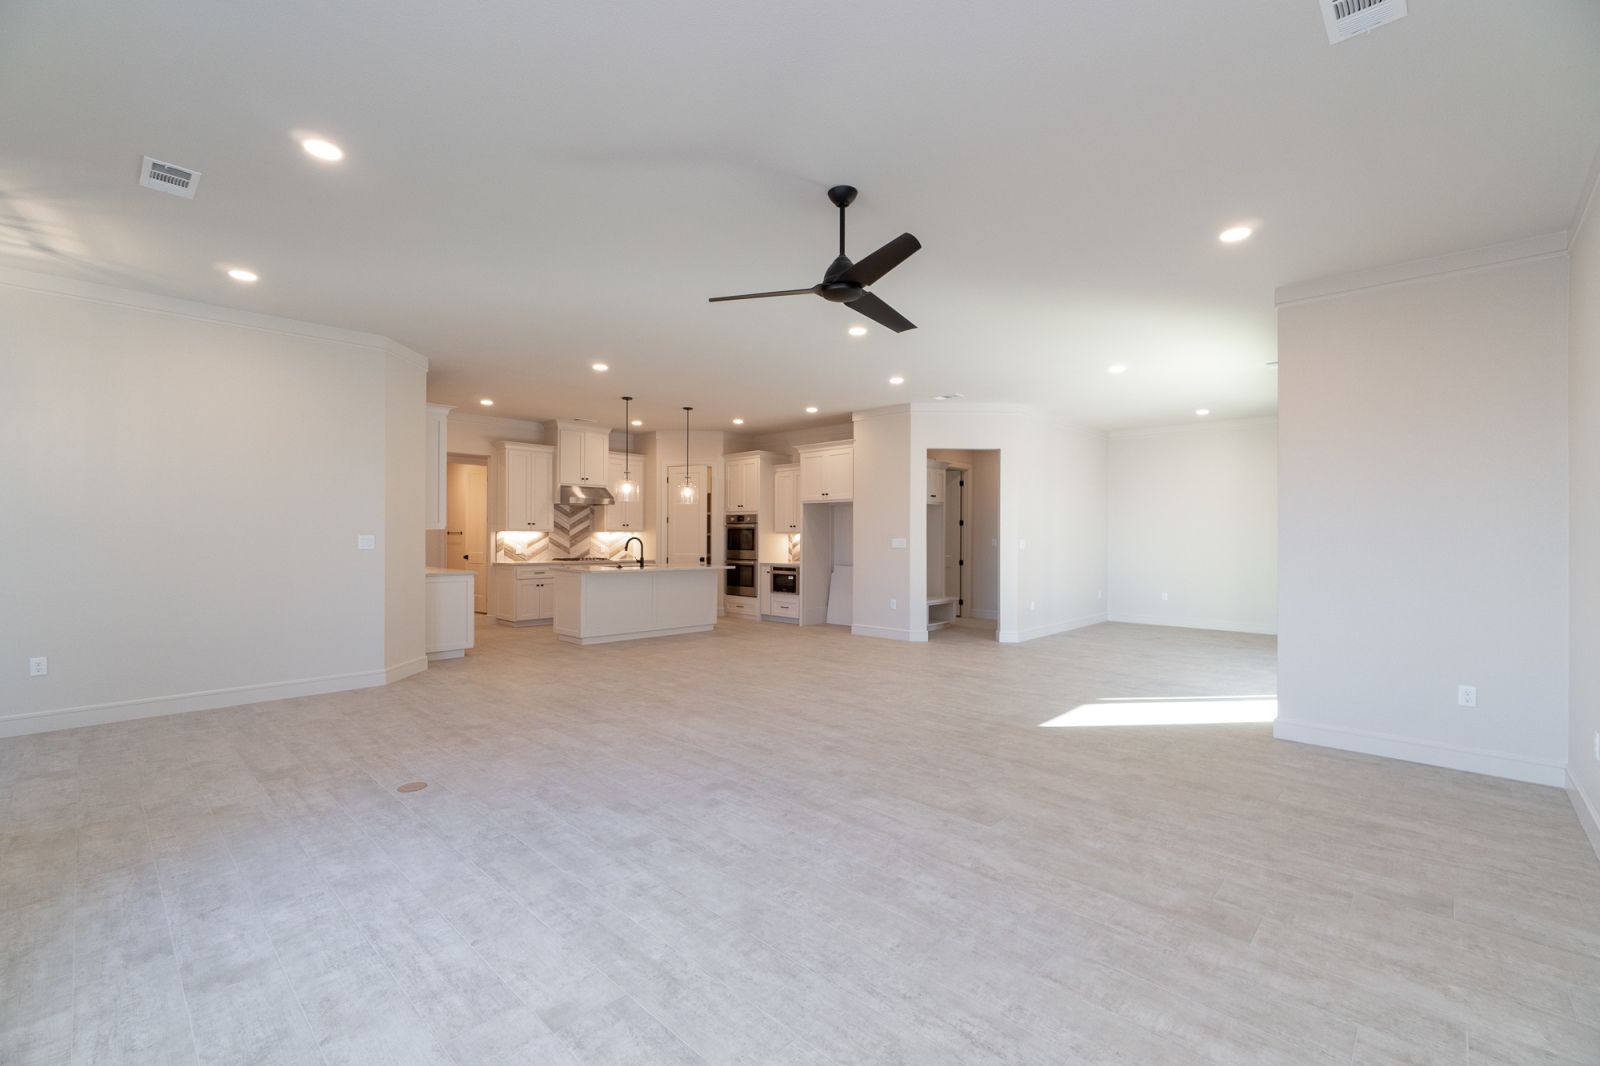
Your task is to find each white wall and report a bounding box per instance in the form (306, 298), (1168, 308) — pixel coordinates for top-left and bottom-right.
(1276, 252), (1570, 786)
(849, 407), (915, 639)
(897, 404), (1107, 643)
(0, 268), (428, 735)
(1108, 417), (1278, 634)
(1569, 180), (1600, 847)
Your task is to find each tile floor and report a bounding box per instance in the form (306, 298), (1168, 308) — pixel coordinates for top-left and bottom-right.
(1, 618), (1597, 1064)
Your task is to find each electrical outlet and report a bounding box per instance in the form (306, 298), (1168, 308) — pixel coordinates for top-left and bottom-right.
(889, 598), (897, 610)
(1097, 590), (1103, 600)
(1019, 539), (1027, 550)
(29, 656), (47, 677)
(1457, 685), (1477, 708)
(1029, 600), (1036, 611)
(357, 534), (376, 550)
(1593, 731), (1599, 762)
(1161, 591), (1169, 602)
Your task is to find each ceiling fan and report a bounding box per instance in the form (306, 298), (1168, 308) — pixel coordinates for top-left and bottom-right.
(709, 185), (922, 332)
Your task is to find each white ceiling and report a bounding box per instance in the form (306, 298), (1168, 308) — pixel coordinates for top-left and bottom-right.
(2, 1), (1597, 432)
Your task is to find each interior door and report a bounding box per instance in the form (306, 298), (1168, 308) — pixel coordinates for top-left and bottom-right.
(447, 461), (490, 612)
(665, 465), (710, 565)
(944, 468), (962, 616)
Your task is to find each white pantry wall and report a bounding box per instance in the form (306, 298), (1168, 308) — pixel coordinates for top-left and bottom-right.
(1569, 179), (1600, 849)
(907, 404), (1106, 642)
(0, 269), (427, 735)
(1276, 250), (1570, 786)
(1108, 417), (1278, 634)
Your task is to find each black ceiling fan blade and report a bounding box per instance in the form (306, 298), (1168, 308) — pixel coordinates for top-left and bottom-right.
(849, 292), (916, 333)
(709, 287), (819, 303)
(841, 233), (921, 287)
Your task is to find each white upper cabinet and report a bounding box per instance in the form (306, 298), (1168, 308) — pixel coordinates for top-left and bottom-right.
(927, 461), (947, 504)
(424, 403), (452, 529)
(773, 464), (801, 532)
(724, 455), (761, 512)
(601, 452), (647, 532)
(498, 442), (554, 531)
(799, 442), (853, 502)
(554, 423), (610, 486)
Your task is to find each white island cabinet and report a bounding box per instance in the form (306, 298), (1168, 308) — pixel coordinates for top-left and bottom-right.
(552, 566), (724, 645)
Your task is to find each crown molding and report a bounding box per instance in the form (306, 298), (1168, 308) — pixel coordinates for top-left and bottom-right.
(0, 264), (428, 370)
(1274, 231), (1570, 308)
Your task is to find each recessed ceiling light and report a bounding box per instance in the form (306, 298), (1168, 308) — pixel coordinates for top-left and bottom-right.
(848, 325), (868, 337)
(301, 137), (344, 162)
(1107, 364), (1127, 374)
(631, 419), (643, 427)
(888, 376), (905, 385)
(1266, 360), (1279, 367)
(933, 393), (964, 401)
(731, 418), (744, 425)
(1218, 225), (1252, 243)
(226, 268), (258, 283)
(479, 398), (494, 406)
(591, 362), (609, 372)
(805, 406), (819, 414)
(1196, 408), (1211, 416)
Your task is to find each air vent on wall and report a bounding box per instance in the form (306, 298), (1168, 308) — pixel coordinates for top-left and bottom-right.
(138, 156), (200, 199)
(1321, 0), (1407, 44)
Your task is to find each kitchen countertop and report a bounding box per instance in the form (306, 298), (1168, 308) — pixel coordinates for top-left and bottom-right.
(556, 563), (733, 574)
(425, 567), (474, 577)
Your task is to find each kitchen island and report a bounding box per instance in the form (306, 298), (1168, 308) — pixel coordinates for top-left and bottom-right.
(552, 564), (727, 645)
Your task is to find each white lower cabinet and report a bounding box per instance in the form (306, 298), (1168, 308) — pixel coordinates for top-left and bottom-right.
(425, 568), (475, 660)
(493, 565), (555, 625)
(725, 597), (759, 618)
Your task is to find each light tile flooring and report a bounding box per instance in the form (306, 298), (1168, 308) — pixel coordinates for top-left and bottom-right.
(3, 618), (1598, 1065)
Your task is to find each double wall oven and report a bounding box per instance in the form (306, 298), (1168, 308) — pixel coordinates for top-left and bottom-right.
(725, 513), (757, 597)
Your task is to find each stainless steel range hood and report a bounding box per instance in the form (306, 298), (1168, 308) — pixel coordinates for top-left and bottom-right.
(560, 484), (616, 507)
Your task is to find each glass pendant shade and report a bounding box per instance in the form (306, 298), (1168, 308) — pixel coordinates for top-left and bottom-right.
(617, 478), (637, 502)
(678, 405), (696, 504)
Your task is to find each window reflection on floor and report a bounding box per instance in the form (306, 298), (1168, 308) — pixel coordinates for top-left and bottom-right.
(1039, 695), (1278, 727)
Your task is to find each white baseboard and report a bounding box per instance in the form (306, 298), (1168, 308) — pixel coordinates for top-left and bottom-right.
(0, 666), (398, 738)
(1568, 771), (1600, 863)
(851, 624), (927, 642)
(1273, 720), (1566, 788)
(971, 608), (999, 620)
(386, 656), (429, 682)
(1107, 612), (1277, 636)
(998, 613), (1107, 644)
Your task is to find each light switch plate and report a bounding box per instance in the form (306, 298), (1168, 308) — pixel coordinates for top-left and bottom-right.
(1457, 685), (1477, 708)
(890, 537), (907, 549)
(357, 535), (376, 550)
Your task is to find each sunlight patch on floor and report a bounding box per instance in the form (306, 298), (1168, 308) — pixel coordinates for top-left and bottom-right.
(1040, 695), (1278, 728)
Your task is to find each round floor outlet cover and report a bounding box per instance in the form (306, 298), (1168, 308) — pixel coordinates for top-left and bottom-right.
(397, 781), (428, 793)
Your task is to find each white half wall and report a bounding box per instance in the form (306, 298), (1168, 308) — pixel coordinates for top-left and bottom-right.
(1569, 175), (1600, 850)
(0, 268), (427, 736)
(1108, 417), (1278, 634)
(1276, 250), (1571, 786)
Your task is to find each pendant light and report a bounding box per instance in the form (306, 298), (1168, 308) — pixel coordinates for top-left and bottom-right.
(678, 406), (698, 504)
(617, 396), (637, 503)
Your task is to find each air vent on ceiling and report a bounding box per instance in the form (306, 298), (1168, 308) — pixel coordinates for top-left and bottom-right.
(1321, 0), (1407, 44)
(138, 156), (200, 199)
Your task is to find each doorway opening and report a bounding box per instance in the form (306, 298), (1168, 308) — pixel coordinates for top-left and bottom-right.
(446, 455), (489, 613)
(927, 448), (999, 640)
